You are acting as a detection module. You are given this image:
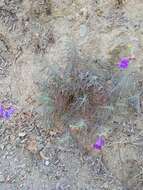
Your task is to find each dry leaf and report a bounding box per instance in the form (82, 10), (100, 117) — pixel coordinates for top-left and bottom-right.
(26, 135), (37, 153)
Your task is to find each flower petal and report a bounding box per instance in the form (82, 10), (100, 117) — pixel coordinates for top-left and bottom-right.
(118, 57), (129, 69)
(92, 136), (105, 150)
(3, 107), (15, 119)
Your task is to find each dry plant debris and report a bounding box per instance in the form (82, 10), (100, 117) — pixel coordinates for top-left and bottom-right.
(26, 135), (38, 153)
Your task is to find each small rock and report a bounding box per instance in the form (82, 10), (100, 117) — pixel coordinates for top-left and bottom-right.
(18, 132), (26, 138)
(44, 160), (50, 166)
(80, 24), (88, 37)
(128, 95), (141, 113)
(0, 174), (5, 183)
(20, 184), (23, 188)
(0, 144), (5, 150)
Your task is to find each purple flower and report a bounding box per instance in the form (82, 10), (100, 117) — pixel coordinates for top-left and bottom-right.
(92, 136), (105, 150)
(2, 107), (15, 119)
(118, 57), (129, 69)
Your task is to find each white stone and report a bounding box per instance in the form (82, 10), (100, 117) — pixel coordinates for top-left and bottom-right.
(45, 160), (50, 166)
(18, 132), (26, 137)
(80, 24), (88, 37)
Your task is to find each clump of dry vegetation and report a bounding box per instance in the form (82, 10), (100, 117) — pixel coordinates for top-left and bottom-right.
(41, 65), (111, 130)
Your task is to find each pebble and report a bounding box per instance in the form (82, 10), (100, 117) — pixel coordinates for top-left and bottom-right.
(128, 95), (141, 113)
(0, 174), (5, 183)
(0, 144), (5, 150)
(80, 24), (88, 37)
(44, 160), (50, 166)
(20, 184), (23, 188)
(18, 132), (26, 138)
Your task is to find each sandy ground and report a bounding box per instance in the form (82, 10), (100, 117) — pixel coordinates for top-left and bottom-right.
(0, 0), (143, 189)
